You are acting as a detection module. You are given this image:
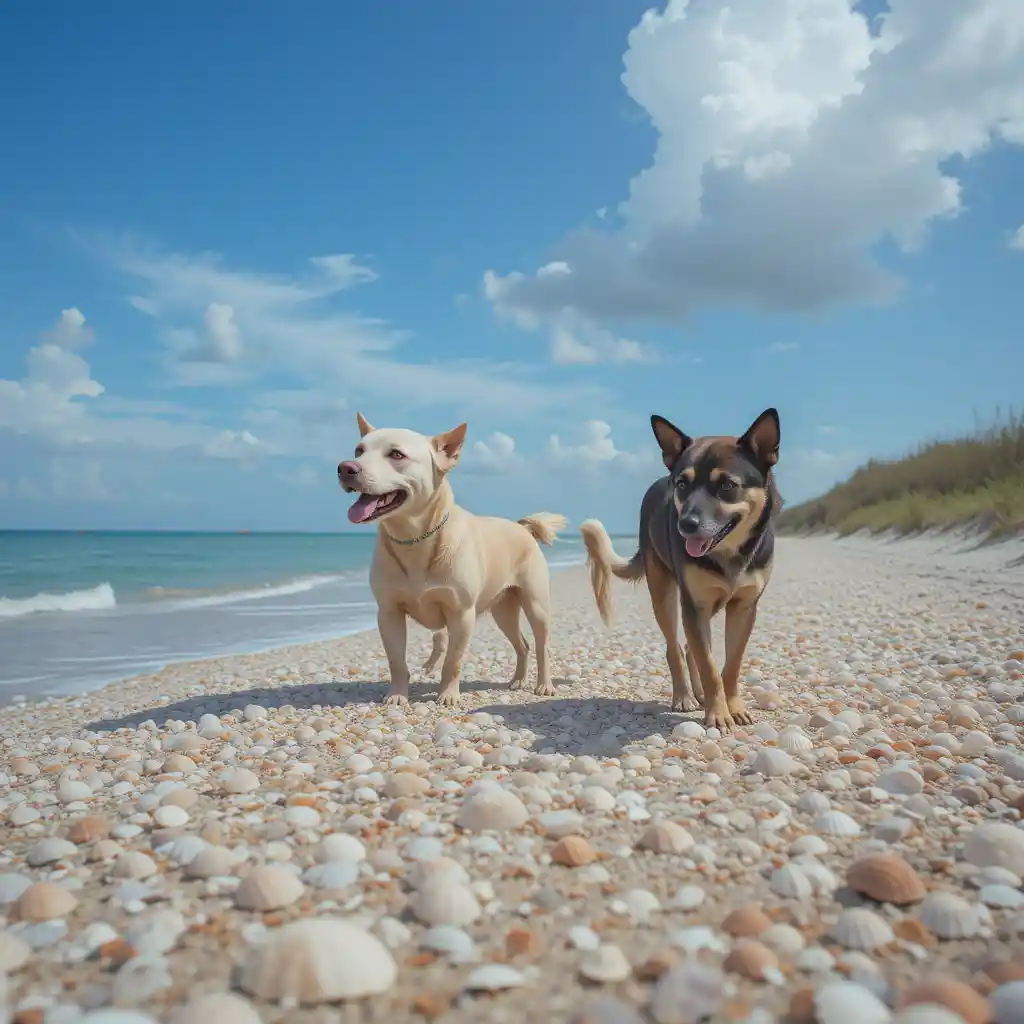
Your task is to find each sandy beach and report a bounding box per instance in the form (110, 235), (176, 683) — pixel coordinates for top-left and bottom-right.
(3, 532), (1024, 1023)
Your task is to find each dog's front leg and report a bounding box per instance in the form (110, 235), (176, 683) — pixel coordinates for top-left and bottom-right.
(436, 608), (475, 706)
(721, 598), (757, 726)
(681, 608), (736, 732)
(378, 605), (411, 705)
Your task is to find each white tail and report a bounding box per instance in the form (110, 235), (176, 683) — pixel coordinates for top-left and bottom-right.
(579, 518), (645, 625)
(518, 512), (568, 547)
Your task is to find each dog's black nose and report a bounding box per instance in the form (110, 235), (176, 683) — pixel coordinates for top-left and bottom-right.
(679, 514), (702, 535)
(338, 461), (360, 479)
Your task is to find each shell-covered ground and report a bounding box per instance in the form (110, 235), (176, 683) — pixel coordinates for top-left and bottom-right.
(2, 533), (1024, 1024)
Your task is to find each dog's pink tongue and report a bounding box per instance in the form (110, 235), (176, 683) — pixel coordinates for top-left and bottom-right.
(348, 494), (381, 524)
(685, 536), (714, 558)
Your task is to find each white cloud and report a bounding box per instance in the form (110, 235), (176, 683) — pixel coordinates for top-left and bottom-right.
(484, 0), (1024, 332)
(202, 429), (269, 461)
(766, 341), (799, 354)
(187, 302), (243, 363)
(547, 420), (656, 473)
(465, 431), (519, 474)
(1010, 224), (1024, 250)
(44, 307), (93, 349)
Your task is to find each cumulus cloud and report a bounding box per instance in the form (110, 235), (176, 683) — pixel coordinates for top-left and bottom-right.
(1011, 224), (1024, 251)
(547, 420), (656, 473)
(43, 307), (94, 349)
(484, 0), (1024, 334)
(202, 429), (269, 461)
(465, 431), (519, 474)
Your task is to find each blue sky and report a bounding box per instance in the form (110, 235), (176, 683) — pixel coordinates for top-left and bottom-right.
(1, 0), (1022, 533)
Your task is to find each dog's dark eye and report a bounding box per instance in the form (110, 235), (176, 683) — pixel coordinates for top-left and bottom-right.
(719, 479), (739, 497)
(354, 446), (364, 457)
(388, 449), (406, 460)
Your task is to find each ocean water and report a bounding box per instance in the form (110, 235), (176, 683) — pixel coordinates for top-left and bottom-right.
(0, 530), (591, 702)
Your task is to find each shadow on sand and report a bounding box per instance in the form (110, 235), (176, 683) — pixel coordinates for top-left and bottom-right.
(86, 678), (696, 758)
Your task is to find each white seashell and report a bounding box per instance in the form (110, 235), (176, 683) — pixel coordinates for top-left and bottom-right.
(813, 980), (892, 1024)
(26, 838), (79, 866)
(304, 860), (359, 890)
(668, 927), (729, 954)
(959, 731), (992, 756)
(751, 748), (798, 777)
(241, 918), (396, 1002)
(778, 727), (814, 754)
(770, 863), (813, 900)
(168, 993), (263, 1024)
(410, 878), (481, 926)
(650, 960), (728, 1024)
(830, 908), (895, 950)
(794, 857), (838, 896)
(980, 884), (1024, 909)
(876, 768), (924, 796)
(109, 851), (158, 880)
(421, 925), (476, 962)
(753, 723), (778, 741)
(972, 866), (1022, 888)
(964, 822), (1024, 876)
(579, 944), (632, 983)
(638, 821), (694, 854)
(891, 1008), (973, 1024)
(185, 846), (237, 879)
(457, 786), (528, 832)
(814, 810), (862, 837)
(799, 791), (832, 815)
(990, 980), (1024, 1024)
(234, 865), (304, 911)
(917, 891), (980, 939)
(790, 835), (829, 857)
(463, 964), (525, 991)
(316, 833), (366, 863)
(672, 721), (706, 740)
(670, 885), (706, 911)
(759, 923), (805, 956)
(796, 947), (836, 973)
(406, 856), (470, 890)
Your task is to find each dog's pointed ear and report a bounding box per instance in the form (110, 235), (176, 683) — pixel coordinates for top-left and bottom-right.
(651, 415), (692, 469)
(433, 423), (468, 471)
(356, 412), (375, 437)
(739, 408), (780, 467)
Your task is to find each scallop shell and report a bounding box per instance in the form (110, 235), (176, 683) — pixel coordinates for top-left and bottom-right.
(650, 960), (727, 1023)
(899, 977), (992, 1024)
(578, 944), (632, 983)
(917, 891), (980, 939)
(316, 832), (366, 863)
(724, 938), (778, 982)
(771, 863), (813, 900)
(814, 980), (891, 1024)
(169, 993), (263, 1024)
(790, 835), (829, 857)
(108, 851), (158, 880)
(759, 923), (805, 956)
(234, 865), (304, 911)
(778, 727), (814, 755)
(14, 881), (78, 922)
(457, 785), (528, 831)
(552, 835), (597, 867)
(65, 816), (111, 844)
(847, 853), (926, 906)
(794, 857), (839, 897)
(877, 768), (925, 796)
(410, 878), (481, 926)
(721, 904), (772, 937)
(964, 822), (1024, 876)
(185, 846), (238, 879)
(990, 981), (1024, 1024)
(406, 856), (470, 890)
(798, 791), (831, 815)
(637, 821), (694, 854)
(830, 907), (895, 950)
(814, 810), (862, 837)
(751, 748), (798, 778)
(241, 918), (396, 1003)
(891, 1005), (968, 1024)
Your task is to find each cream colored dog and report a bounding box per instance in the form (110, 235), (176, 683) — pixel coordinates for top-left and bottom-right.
(338, 413), (567, 706)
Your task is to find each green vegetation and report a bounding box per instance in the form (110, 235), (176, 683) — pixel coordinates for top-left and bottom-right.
(779, 414), (1024, 539)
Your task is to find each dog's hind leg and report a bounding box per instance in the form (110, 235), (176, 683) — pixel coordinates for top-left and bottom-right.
(721, 598), (757, 726)
(422, 631), (447, 675)
(491, 592), (530, 691)
(519, 576), (555, 697)
(645, 551), (699, 713)
(684, 645), (704, 708)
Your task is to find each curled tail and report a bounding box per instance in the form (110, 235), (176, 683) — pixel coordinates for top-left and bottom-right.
(579, 518), (645, 626)
(518, 512), (568, 547)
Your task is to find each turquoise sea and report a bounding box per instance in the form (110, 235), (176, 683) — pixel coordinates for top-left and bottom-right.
(0, 530), (590, 703)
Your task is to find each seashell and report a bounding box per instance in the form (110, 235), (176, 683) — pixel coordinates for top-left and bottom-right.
(168, 993), (263, 1024)
(980, 884), (1024, 909)
(990, 981), (1024, 1024)
(304, 860), (359, 890)
(668, 926), (729, 955)
(457, 785), (528, 832)
(891, 1006), (967, 1024)
(798, 791), (831, 815)
(579, 944), (632, 983)
(234, 865), (304, 911)
(917, 891), (980, 939)
(899, 977), (992, 1024)
(964, 823), (1024, 877)
(65, 815), (111, 844)
(972, 866), (1021, 889)
(421, 925), (476, 962)
(410, 878), (481, 926)
(316, 833), (366, 863)
(813, 980), (892, 1024)
(795, 857), (838, 897)
(751, 747), (798, 777)
(760, 923), (805, 956)
(464, 964), (526, 991)
(406, 856), (470, 890)
(771, 863), (813, 900)
(219, 767), (260, 794)
(552, 835), (597, 867)
(158, 835), (208, 866)
(672, 721), (706, 740)
(241, 918), (396, 1003)
(796, 947), (836, 973)
(847, 853), (926, 906)
(637, 821), (694, 854)
(721, 904), (772, 937)
(185, 846), (237, 879)
(877, 768), (925, 796)
(723, 939), (779, 981)
(814, 810), (862, 837)
(26, 837), (79, 866)
(14, 881), (78, 922)
(670, 885), (706, 911)
(650, 960), (727, 1023)
(830, 907), (895, 950)
(778, 727), (814, 755)
(959, 731), (992, 757)
(109, 851), (158, 880)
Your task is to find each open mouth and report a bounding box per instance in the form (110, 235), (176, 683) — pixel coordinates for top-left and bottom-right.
(683, 516), (740, 558)
(348, 490), (407, 524)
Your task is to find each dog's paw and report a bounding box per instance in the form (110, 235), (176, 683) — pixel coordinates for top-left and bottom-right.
(726, 697), (753, 726)
(533, 681), (556, 697)
(508, 678), (527, 691)
(384, 692), (409, 706)
(704, 701), (737, 733)
(671, 695), (700, 713)
(436, 688), (460, 707)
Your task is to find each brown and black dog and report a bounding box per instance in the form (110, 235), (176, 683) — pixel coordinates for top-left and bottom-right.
(580, 409), (781, 732)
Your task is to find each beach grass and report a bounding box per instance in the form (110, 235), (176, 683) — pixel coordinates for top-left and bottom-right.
(779, 412), (1024, 539)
